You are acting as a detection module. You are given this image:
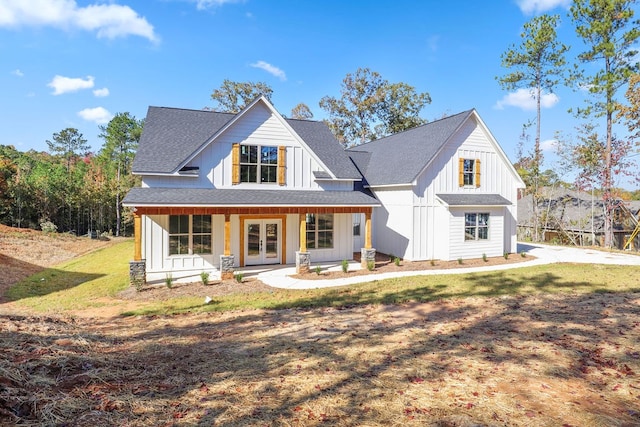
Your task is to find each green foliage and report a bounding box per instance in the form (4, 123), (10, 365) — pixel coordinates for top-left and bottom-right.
(210, 79), (273, 113)
(394, 257), (401, 266)
(319, 68), (431, 146)
(504, 252), (510, 260)
(521, 251), (527, 258)
(234, 272), (244, 283)
(290, 103), (314, 120)
(40, 221), (57, 233)
(98, 112), (144, 237)
(314, 265), (322, 275)
(367, 260), (375, 271)
(457, 258), (463, 265)
(46, 128), (90, 172)
(569, 0), (640, 248)
(341, 259), (349, 273)
(498, 14), (567, 243)
(200, 271), (210, 286)
(165, 273), (174, 289)
(482, 253), (488, 262)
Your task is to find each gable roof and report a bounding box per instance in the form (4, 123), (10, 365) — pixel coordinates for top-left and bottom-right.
(347, 110), (473, 186)
(132, 99), (360, 180)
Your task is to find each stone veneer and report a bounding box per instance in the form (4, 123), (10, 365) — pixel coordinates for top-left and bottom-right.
(129, 260), (146, 289)
(296, 251), (311, 274)
(220, 255), (235, 280)
(360, 248), (376, 268)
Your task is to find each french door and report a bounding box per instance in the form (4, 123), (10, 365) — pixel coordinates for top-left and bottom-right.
(245, 219), (281, 265)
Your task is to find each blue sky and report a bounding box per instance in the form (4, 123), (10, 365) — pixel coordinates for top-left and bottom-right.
(1, 0), (637, 186)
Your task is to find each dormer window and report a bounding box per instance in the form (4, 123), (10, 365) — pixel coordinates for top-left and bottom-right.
(233, 143), (286, 186)
(458, 158), (481, 188)
(241, 145), (277, 183)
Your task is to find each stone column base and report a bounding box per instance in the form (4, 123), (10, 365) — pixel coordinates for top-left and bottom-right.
(220, 255), (235, 280)
(296, 251), (311, 274)
(361, 248), (376, 269)
(129, 260), (146, 289)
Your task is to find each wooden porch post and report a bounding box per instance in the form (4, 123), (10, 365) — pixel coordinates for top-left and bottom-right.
(224, 213), (231, 256)
(299, 213), (307, 252)
(133, 212), (142, 261)
(364, 208), (372, 249)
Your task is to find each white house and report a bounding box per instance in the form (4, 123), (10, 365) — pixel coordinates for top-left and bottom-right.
(123, 96), (524, 283)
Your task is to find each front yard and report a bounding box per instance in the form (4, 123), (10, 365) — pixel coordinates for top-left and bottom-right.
(1, 235), (640, 425)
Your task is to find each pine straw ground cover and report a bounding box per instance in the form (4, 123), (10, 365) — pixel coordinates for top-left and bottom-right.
(2, 292), (640, 426)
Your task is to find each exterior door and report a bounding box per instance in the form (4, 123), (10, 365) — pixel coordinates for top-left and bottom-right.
(245, 219), (281, 265)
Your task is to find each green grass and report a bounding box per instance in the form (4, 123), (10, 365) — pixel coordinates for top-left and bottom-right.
(7, 240), (132, 312)
(7, 240), (640, 317)
(123, 262), (640, 316)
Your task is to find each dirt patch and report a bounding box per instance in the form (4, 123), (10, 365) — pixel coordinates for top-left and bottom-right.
(2, 292), (640, 426)
(118, 278), (274, 301)
(294, 251), (531, 280)
(0, 225), (118, 303)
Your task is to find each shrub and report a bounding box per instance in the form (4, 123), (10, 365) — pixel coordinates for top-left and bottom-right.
(520, 251), (527, 258)
(234, 272), (243, 283)
(200, 271), (210, 286)
(165, 273), (174, 289)
(341, 259), (349, 273)
(394, 257), (401, 266)
(40, 221), (57, 233)
(367, 260), (375, 271)
(457, 258), (463, 265)
(482, 253), (488, 262)
(314, 265), (322, 275)
(430, 259), (436, 266)
(504, 252), (509, 259)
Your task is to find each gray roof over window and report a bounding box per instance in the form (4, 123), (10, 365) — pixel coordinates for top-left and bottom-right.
(347, 110), (474, 186)
(436, 193), (512, 206)
(123, 187), (380, 207)
(132, 105), (361, 180)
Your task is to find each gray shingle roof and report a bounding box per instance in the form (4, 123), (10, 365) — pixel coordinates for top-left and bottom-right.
(436, 193), (512, 206)
(123, 187), (380, 207)
(132, 105), (361, 179)
(347, 110), (474, 186)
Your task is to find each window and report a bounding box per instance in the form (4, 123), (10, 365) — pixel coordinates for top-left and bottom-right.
(240, 145), (278, 183)
(459, 158), (481, 187)
(465, 213), (489, 241)
(463, 159), (475, 186)
(352, 214), (361, 236)
(169, 215), (212, 255)
(306, 213), (334, 249)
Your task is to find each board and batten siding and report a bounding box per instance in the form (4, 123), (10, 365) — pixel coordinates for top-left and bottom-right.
(142, 214), (225, 283)
(447, 207), (505, 260)
(369, 115), (520, 261)
(370, 187), (414, 260)
(141, 103), (333, 191)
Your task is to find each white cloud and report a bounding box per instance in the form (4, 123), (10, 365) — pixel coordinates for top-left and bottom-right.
(48, 75), (94, 95)
(93, 87), (109, 97)
(0, 0), (158, 42)
(540, 139), (558, 152)
(494, 88), (559, 111)
(250, 60), (286, 81)
(516, 0), (571, 14)
(12, 69), (24, 77)
(194, 0), (244, 10)
(77, 106), (112, 124)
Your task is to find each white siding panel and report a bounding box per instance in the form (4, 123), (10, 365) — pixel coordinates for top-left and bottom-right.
(304, 213), (353, 263)
(448, 207), (504, 260)
(143, 214), (223, 283)
(371, 188), (414, 259)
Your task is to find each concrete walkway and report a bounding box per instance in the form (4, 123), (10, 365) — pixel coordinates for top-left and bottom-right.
(251, 242), (640, 290)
